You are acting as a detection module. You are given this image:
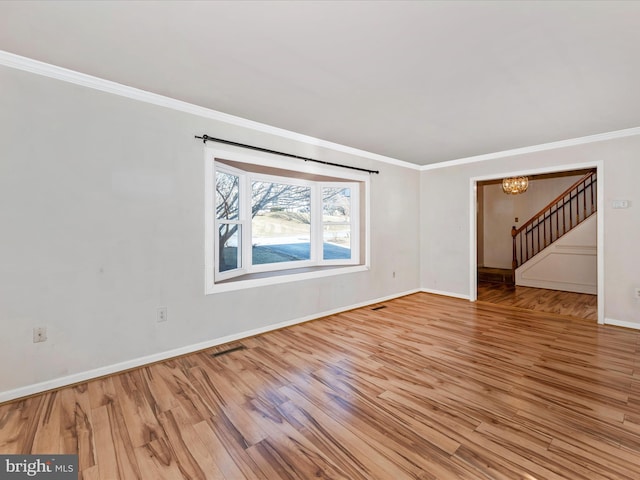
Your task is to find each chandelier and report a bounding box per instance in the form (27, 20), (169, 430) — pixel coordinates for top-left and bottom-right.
(502, 176), (529, 194)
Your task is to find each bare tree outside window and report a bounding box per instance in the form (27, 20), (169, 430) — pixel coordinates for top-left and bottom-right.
(216, 172), (313, 270)
(216, 171), (240, 272)
(251, 181), (311, 264)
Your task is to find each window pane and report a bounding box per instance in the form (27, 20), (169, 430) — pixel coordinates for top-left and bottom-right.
(216, 171), (239, 220)
(251, 181), (311, 265)
(322, 187), (352, 260)
(322, 187), (351, 223)
(218, 224), (241, 272)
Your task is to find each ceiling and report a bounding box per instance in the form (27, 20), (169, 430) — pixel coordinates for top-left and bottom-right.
(2, 1), (640, 166)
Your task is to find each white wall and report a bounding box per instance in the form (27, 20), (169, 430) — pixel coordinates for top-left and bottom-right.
(482, 173), (584, 269)
(0, 65), (421, 400)
(420, 137), (640, 327)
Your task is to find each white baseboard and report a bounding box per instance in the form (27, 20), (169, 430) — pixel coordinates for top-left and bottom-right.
(516, 279), (598, 295)
(420, 288), (470, 300)
(604, 317), (640, 330)
(0, 288), (420, 404)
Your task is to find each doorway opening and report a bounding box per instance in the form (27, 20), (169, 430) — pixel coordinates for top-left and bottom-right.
(470, 162), (604, 323)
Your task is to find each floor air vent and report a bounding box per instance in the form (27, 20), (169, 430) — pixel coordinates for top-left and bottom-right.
(371, 305), (387, 311)
(210, 344), (247, 357)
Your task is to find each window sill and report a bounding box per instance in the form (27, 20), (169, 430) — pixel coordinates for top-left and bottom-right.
(206, 264), (368, 294)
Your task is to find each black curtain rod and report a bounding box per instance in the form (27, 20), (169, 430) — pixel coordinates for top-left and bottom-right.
(195, 134), (379, 174)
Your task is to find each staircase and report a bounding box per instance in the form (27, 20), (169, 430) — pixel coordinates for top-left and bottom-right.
(511, 169), (597, 270)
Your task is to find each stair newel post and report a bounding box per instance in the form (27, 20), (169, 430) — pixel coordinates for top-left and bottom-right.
(511, 225), (518, 271)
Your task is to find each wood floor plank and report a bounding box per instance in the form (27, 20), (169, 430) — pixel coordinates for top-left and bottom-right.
(271, 400), (372, 480)
(192, 419), (265, 480)
(155, 407), (213, 479)
(477, 280), (598, 321)
(29, 391), (62, 454)
(246, 395), (365, 480)
(0, 399), (32, 454)
(92, 401), (142, 480)
(245, 434), (351, 480)
(81, 464), (100, 480)
(278, 384), (423, 480)
(58, 384), (96, 472)
(133, 439), (184, 480)
(458, 429), (569, 480)
(548, 437), (639, 479)
(2, 292), (640, 479)
(110, 374), (163, 449)
(91, 405), (123, 480)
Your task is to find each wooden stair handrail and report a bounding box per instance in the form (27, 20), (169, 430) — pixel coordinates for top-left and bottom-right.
(512, 169), (596, 237)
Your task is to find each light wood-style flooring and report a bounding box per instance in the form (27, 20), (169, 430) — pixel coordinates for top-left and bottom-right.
(477, 280), (598, 321)
(1, 293), (638, 479)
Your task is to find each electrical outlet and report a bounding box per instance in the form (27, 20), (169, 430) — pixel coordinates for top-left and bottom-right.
(33, 327), (47, 343)
(157, 306), (168, 323)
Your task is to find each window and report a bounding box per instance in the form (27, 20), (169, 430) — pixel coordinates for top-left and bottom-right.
(215, 170), (242, 273)
(251, 179), (312, 267)
(322, 186), (353, 261)
(205, 148), (367, 292)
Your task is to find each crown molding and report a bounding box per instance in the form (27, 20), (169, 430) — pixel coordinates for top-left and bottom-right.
(4, 50), (637, 173)
(421, 126), (640, 171)
(0, 50), (418, 171)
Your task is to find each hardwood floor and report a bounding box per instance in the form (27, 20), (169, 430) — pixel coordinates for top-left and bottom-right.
(477, 280), (598, 321)
(1, 293), (638, 479)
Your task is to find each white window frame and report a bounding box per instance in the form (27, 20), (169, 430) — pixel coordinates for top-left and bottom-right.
(204, 146), (369, 294)
(318, 182), (360, 266)
(212, 163), (249, 282)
